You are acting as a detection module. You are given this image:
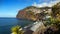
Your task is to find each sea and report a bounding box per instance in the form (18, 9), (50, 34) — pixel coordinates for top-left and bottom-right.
(0, 17), (34, 34)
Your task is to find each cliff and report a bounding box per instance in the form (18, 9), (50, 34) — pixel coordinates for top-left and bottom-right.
(16, 6), (52, 21)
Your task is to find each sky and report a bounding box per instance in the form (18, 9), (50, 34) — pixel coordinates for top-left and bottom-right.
(0, 0), (60, 17)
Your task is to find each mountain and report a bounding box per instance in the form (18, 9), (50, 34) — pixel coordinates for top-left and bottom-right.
(16, 6), (52, 21)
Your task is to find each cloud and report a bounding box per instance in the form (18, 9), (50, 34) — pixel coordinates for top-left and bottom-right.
(32, 0), (60, 7)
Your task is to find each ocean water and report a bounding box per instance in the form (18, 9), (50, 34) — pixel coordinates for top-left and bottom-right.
(0, 17), (34, 34)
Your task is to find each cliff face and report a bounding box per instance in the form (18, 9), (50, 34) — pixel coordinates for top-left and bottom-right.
(16, 6), (38, 21)
(16, 6), (52, 21)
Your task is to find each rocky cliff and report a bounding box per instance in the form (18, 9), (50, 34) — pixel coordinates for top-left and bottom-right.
(16, 6), (52, 21)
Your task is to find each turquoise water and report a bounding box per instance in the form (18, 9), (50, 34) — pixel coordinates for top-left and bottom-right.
(0, 18), (34, 34)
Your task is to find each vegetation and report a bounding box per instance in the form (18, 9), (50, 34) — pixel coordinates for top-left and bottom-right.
(51, 2), (60, 29)
(11, 25), (24, 34)
(44, 3), (60, 33)
(52, 2), (60, 17)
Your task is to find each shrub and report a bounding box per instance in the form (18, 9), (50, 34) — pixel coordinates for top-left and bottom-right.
(11, 25), (24, 34)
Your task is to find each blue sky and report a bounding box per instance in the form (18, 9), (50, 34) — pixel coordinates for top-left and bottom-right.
(0, 0), (60, 17)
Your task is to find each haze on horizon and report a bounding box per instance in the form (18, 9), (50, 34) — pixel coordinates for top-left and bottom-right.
(0, 0), (60, 17)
